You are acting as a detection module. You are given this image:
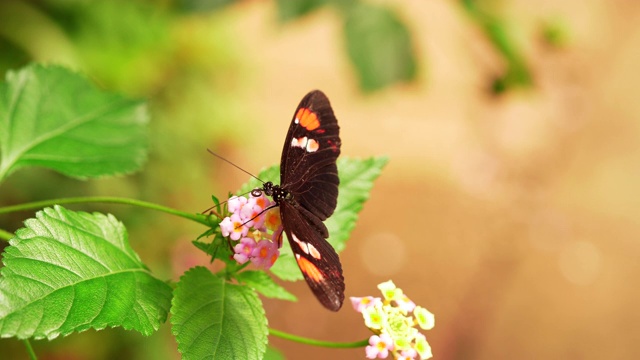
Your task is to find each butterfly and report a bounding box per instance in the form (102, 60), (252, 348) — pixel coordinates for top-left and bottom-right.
(255, 90), (344, 311)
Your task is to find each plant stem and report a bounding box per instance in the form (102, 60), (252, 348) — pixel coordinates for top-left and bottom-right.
(0, 228), (14, 241)
(268, 328), (369, 348)
(0, 196), (213, 226)
(23, 339), (37, 360)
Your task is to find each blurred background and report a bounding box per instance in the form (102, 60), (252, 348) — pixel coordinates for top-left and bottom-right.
(1, 0), (639, 359)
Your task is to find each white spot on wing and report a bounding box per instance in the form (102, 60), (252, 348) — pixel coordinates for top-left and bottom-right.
(306, 139), (319, 153)
(291, 136), (308, 149)
(291, 233), (321, 259)
(292, 234), (308, 254)
(291, 137), (319, 153)
(307, 243), (321, 259)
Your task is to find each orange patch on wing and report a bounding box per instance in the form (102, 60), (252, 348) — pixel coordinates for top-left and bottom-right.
(296, 255), (325, 282)
(296, 108), (320, 131)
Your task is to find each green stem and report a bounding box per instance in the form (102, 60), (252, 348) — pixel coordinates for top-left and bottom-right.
(23, 339), (37, 360)
(0, 228), (14, 241)
(0, 196), (213, 226)
(268, 328), (369, 348)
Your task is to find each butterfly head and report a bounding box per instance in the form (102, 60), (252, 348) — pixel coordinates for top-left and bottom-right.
(253, 181), (291, 206)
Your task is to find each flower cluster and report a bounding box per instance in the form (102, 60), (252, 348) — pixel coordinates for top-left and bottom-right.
(219, 193), (282, 269)
(351, 281), (435, 359)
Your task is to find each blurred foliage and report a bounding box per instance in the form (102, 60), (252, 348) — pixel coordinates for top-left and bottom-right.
(0, 38), (29, 74)
(176, 0), (237, 13)
(460, 0), (533, 93)
(343, 3), (417, 92)
(274, 0), (419, 92)
(275, 0), (327, 23)
(540, 17), (570, 48)
(0, 0), (540, 95)
(0, 0), (419, 94)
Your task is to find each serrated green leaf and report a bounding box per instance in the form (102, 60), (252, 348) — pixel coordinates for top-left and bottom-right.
(237, 157), (387, 281)
(235, 270), (297, 302)
(171, 267), (267, 360)
(264, 346), (285, 360)
(0, 63), (149, 182)
(325, 157), (388, 253)
(0, 205), (172, 340)
(343, 4), (417, 92)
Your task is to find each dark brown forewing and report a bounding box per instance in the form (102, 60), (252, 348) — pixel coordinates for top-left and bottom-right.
(280, 201), (345, 311)
(280, 90), (341, 220)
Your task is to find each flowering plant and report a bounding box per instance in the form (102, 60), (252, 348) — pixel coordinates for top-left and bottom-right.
(218, 193), (282, 269)
(352, 281), (435, 359)
(0, 64), (431, 360)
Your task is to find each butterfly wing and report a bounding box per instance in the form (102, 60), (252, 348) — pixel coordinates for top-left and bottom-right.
(278, 90), (344, 311)
(280, 201), (345, 311)
(280, 90), (341, 220)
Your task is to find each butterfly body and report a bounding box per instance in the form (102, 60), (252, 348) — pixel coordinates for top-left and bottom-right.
(257, 90), (344, 311)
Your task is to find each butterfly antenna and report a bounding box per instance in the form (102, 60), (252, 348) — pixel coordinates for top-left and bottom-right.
(207, 149), (264, 183)
(238, 203), (279, 228)
(201, 189), (256, 216)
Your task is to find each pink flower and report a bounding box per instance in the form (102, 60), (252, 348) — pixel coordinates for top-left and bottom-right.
(233, 237), (257, 264)
(227, 196), (247, 214)
(250, 239), (279, 269)
(248, 192), (271, 212)
(365, 334), (394, 359)
(396, 294), (416, 314)
(350, 296), (382, 313)
(219, 195), (283, 267)
(219, 216), (234, 237)
(398, 349), (417, 360)
(240, 203), (265, 230)
(222, 213), (248, 241)
(236, 194), (271, 230)
(271, 225), (284, 248)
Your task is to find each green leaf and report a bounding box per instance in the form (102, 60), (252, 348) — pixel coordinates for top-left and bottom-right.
(268, 251), (301, 282)
(193, 231), (238, 268)
(238, 157), (388, 281)
(0, 205), (172, 340)
(264, 346), (285, 360)
(235, 270), (297, 302)
(275, 0), (327, 23)
(326, 157), (388, 252)
(343, 4), (417, 92)
(0, 63), (149, 182)
(171, 267), (267, 360)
